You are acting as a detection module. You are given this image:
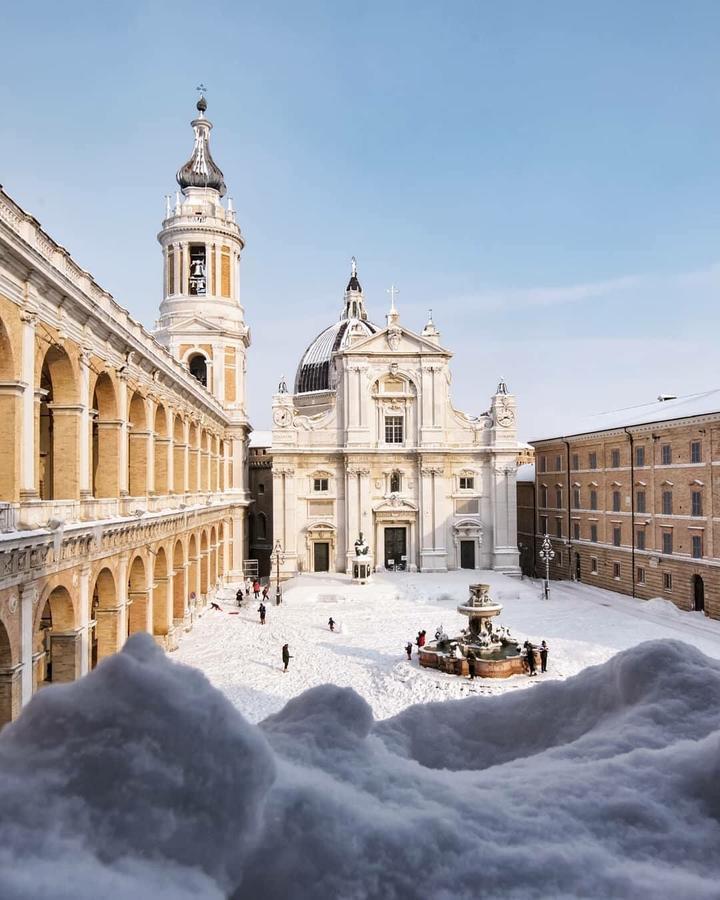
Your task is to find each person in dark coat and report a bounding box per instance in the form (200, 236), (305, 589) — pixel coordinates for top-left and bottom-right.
(420, 630), (427, 647)
(282, 644), (292, 672)
(540, 640), (549, 673)
(258, 603), (266, 625)
(235, 587), (244, 606)
(328, 617), (335, 632)
(467, 648), (477, 680)
(405, 642), (413, 660)
(525, 640), (536, 676)
(262, 584), (269, 601)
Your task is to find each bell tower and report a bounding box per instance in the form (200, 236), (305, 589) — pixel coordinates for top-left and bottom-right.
(154, 92), (250, 418)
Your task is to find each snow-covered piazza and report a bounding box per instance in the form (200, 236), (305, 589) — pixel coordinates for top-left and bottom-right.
(177, 571), (720, 721)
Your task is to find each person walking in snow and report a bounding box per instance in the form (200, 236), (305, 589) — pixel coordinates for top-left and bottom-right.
(540, 640), (549, 673)
(262, 584), (269, 602)
(405, 642), (413, 660)
(258, 603), (266, 625)
(525, 640), (536, 676)
(253, 579), (261, 599)
(328, 617), (335, 632)
(282, 643), (292, 672)
(235, 587), (244, 606)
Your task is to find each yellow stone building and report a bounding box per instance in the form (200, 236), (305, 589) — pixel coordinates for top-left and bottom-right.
(0, 95), (251, 726)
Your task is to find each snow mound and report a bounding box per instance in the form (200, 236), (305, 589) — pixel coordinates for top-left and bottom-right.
(1, 637), (719, 898)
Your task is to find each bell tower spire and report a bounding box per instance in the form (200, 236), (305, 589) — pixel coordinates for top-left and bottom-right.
(154, 93), (250, 422)
(342, 256), (367, 321)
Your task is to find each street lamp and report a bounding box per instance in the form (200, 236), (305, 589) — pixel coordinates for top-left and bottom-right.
(273, 539), (285, 606)
(538, 533), (555, 600)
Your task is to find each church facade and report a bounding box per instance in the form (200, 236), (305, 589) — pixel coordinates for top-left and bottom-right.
(271, 265), (520, 576)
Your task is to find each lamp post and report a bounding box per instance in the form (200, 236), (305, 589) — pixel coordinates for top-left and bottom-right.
(538, 533), (555, 600)
(273, 539), (285, 606)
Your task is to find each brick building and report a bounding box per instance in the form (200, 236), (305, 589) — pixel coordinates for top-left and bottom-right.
(527, 392), (720, 620)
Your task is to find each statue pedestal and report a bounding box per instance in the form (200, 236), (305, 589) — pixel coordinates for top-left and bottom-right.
(351, 556), (373, 585)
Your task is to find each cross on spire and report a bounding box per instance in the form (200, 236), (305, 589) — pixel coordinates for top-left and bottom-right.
(386, 284), (399, 311)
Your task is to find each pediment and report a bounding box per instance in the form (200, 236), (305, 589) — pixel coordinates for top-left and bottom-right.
(344, 325), (451, 358)
(373, 496), (419, 513)
(163, 315), (226, 335)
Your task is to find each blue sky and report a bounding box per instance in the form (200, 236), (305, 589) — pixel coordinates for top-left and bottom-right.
(2, 1), (719, 438)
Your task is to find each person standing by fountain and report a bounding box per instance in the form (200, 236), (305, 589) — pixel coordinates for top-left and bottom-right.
(467, 647), (477, 680)
(405, 642), (413, 660)
(540, 640), (549, 673)
(525, 641), (537, 676)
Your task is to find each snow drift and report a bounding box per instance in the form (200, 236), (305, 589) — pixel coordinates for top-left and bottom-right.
(0, 635), (718, 899)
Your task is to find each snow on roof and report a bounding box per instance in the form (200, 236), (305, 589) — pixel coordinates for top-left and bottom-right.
(533, 389), (720, 442)
(518, 441), (534, 450)
(516, 463), (536, 482)
(249, 430), (272, 448)
(1, 633), (719, 897)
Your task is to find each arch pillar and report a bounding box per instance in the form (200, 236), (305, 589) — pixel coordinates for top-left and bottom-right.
(19, 310), (38, 500)
(117, 374), (129, 496)
(129, 430), (152, 496)
(173, 562), (189, 630)
(78, 350), (92, 499)
(154, 437), (170, 494)
(94, 420), (122, 498)
(49, 630), (82, 682)
(20, 582), (36, 706)
(48, 403), (82, 499)
(152, 575), (171, 646)
(0, 662), (22, 726)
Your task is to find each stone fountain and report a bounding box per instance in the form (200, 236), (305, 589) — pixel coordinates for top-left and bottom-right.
(419, 583), (537, 678)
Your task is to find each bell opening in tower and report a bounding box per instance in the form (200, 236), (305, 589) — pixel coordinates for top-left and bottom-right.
(188, 353), (208, 386)
(189, 245), (207, 296)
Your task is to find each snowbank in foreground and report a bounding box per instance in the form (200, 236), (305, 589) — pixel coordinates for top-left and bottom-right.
(0, 635), (718, 899)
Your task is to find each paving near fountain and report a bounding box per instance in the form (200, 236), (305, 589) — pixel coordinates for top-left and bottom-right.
(174, 570), (720, 723)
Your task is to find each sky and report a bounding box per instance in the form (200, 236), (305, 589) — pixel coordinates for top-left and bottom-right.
(1, 1), (719, 439)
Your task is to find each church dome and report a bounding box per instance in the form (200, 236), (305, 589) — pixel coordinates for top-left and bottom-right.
(295, 317), (378, 393)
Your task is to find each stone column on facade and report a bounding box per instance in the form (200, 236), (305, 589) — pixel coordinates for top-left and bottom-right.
(213, 344), (225, 406)
(48, 404), (83, 499)
(419, 465), (446, 571)
(491, 462), (520, 573)
(117, 553), (129, 648)
(146, 399), (156, 495)
(223, 519), (232, 582)
(358, 468), (371, 553)
(345, 469), (358, 573)
(153, 574), (171, 648)
(128, 429), (152, 497)
(19, 582), (37, 706)
(181, 242), (189, 295)
(205, 357), (214, 398)
(78, 564), (90, 676)
(117, 372), (129, 497)
(230, 510), (245, 579)
(78, 349), (92, 498)
(19, 309), (38, 500)
(94, 419), (123, 498)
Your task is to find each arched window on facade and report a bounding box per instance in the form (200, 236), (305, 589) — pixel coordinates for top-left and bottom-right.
(188, 354), (208, 387)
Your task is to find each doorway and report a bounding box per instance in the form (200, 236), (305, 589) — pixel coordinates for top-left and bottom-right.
(460, 540), (475, 569)
(313, 542), (330, 573)
(575, 553), (581, 582)
(692, 574), (705, 613)
(384, 527), (407, 569)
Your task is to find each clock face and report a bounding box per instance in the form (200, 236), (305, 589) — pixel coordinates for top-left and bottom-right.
(497, 404), (515, 428)
(273, 408), (291, 428)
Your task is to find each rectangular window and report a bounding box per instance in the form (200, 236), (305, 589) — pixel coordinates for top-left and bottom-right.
(572, 453), (579, 470)
(555, 455), (562, 472)
(636, 529), (646, 550)
(663, 572), (673, 591)
(637, 567), (646, 585)
(572, 488), (580, 508)
(540, 486), (548, 508)
(611, 449), (620, 468)
(590, 524), (598, 543)
(612, 490), (621, 512)
(692, 534), (703, 558)
(555, 488), (562, 508)
(590, 489), (597, 511)
(384, 416), (404, 444)
(313, 477), (329, 492)
(691, 441), (702, 464)
(591, 557), (598, 574)
(555, 518), (562, 538)
(662, 491), (673, 515)
(589, 452), (597, 470)
(662, 531), (673, 555)
(635, 446), (645, 467)
(636, 490), (646, 514)
(258, 483), (265, 495)
(691, 491), (703, 517)
(540, 515), (548, 534)
(661, 444), (672, 465)
(539, 456), (547, 473)
(613, 526), (621, 547)
(613, 562), (620, 579)
(459, 476), (474, 490)
(454, 498), (479, 515)
(573, 522), (580, 540)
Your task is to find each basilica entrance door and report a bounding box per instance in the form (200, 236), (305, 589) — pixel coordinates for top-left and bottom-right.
(460, 540), (475, 569)
(384, 527), (407, 570)
(313, 542), (329, 573)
